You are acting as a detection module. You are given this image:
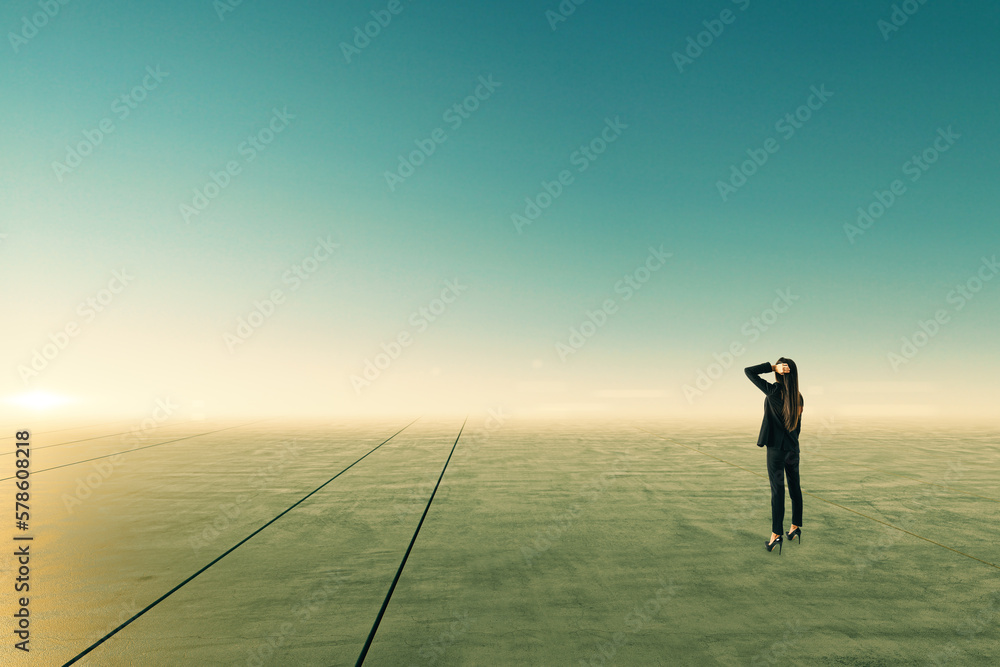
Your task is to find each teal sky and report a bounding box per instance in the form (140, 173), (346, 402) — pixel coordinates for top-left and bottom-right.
(2, 1), (998, 420)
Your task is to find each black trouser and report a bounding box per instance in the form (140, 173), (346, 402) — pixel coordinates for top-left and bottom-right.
(766, 446), (802, 535)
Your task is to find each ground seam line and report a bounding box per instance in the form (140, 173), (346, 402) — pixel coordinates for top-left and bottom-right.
(634, 427), (1000, 572)
(60, 419), (419, 667)
(0, 420), (271, 481)
(355, 417), (467, 666)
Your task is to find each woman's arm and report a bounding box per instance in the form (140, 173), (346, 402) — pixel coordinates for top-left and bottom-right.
(745, 362), (778, 395)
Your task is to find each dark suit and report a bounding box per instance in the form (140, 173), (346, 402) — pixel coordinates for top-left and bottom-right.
(745, 362), (803, 534)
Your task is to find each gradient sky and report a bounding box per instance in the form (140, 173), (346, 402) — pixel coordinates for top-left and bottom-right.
(2, 0), (998, 421)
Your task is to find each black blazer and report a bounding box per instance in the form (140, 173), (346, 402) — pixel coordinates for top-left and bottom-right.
(745, 362), (802, 450)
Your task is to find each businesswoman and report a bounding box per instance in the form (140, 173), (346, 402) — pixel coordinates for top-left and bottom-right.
(745, 358), (803, 554)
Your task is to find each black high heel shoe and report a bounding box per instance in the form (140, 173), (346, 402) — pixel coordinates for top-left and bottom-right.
(787, 526), (801, 543)
(765, 534), (782, 554)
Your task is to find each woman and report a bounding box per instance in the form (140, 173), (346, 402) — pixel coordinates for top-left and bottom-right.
(745, 358), (804, 554)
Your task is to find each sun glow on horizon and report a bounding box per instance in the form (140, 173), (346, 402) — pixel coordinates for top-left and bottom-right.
(6, 390), (76, 411)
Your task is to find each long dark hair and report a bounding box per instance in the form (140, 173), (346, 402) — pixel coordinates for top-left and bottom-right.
(775, 356), (803, 431)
